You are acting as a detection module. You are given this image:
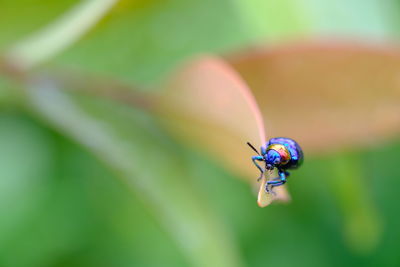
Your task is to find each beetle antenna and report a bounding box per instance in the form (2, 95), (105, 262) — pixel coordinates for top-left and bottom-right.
(247, 142), (260, 155)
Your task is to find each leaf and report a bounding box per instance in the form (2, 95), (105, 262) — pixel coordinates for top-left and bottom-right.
(0, 112), (101, 267)
(329, 154), (382, 254)
(22, 78), (244, 267)
(227, 41), (400, 153)
(156, 55), (290, 206)
(6, 0), (118, 69)
(0, 114), (55, 247)
(257, 172), (290, 207)
(299, 0), (397, 39)
(0, 0), (77, 50)
(235, 0), (310, 41)
(225, 40), (399, 251)
(235, 0), (397, 42)
(49, 0), (254, 85)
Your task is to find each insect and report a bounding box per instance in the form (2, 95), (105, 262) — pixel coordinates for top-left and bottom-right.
(247, 137), (303, 193)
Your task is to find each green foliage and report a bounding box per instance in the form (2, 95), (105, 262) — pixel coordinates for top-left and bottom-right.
(51, 0), (254, 85)
(0, 0), (78, 50)
(0, 0), (400, 267)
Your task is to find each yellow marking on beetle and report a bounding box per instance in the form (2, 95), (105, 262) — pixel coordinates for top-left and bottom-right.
(267, 144), (291, 165)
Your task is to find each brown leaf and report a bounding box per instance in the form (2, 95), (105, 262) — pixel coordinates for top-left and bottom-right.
(227, 41), (400, 153)
(155, 55), (290, 206)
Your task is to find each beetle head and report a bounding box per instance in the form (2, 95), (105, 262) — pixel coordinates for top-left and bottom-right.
(265, 149), (281, 170)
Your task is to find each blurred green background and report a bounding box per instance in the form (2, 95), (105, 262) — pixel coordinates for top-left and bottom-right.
(1, 0), (400, 266)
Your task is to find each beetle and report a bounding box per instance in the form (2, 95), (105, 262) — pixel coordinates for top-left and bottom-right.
(247, 137), (303, 192)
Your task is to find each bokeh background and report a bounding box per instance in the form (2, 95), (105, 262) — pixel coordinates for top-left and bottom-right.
(1, 0), (400, 266)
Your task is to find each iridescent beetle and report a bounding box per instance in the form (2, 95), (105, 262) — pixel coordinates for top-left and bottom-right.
(247, 137), (303, 192)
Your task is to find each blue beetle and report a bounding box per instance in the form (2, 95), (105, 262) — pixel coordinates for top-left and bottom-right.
(247, 137), (303, 192)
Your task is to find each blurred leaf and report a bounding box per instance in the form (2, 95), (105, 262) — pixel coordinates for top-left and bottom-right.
(234, 0), (311, 41)
(0, 114), (55, 248)
(6, 0), (118, 69)
(157, 56), (263, 177)
(0, 114), (95, 267)
(298, 0), (398, 39)
(22, 79), (244, 267)
(235, 0), (398, 42)
(156, 55), (290, 206)
(0, 113), (194, 267)
(224, 40), (400, 253)
(329, 153), (382, 254)
(227, 41), (400, 153)
(50, 0), (254, 85)
(0, 0), (78, 50)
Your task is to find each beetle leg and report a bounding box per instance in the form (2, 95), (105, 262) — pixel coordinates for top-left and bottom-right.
(252, 155), (264, 181)
(266, 170), (287, 192)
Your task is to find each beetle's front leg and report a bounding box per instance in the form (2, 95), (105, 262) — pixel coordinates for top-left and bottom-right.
(266, 170), (287, 192)
(252, 156), (265, 181)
